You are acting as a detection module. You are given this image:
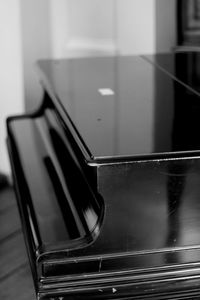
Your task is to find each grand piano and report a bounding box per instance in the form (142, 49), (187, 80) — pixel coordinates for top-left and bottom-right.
(7, 52), (200, 299)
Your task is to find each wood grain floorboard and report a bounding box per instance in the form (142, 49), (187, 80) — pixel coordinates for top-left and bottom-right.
(0, 184), (35, 299)
(0, 232), (28, 280)
(0, 205), (21, 242)
(0, 264), (35, 300)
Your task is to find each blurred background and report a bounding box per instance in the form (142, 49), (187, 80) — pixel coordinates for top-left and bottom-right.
(0, 0), (199, 177)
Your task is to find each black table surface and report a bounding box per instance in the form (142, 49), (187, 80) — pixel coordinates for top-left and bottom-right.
(38, 52), (200, 161)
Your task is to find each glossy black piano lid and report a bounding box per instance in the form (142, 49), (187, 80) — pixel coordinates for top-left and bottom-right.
(143, 51), (200, 95)
(38, 54), (200, 161)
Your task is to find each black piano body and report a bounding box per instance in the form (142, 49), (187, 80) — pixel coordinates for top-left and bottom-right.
(7, 52), (200, 299)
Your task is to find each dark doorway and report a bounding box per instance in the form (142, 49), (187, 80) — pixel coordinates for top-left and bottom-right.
(178, 0), (200, 46)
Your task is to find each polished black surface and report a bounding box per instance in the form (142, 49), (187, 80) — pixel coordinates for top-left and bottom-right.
(8, 111), (200, 298)
(7, 52), (200, 299)
(8, 108), (104, 248)
(38, 54), (200, 161)
(143, 51), (200, 94)
(9, 113), (200, 254)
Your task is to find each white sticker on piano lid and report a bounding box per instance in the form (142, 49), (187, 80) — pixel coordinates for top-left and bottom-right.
(98, 88), (115, 96)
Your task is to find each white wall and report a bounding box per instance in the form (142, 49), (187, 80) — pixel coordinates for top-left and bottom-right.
(65, 0), (116, 57)
(68, 0), (114, 40)
(0, 0), (24, 175)
(155, 0), (177, 52)
(50, 0), (69, 58)
(62, 0), (177, 57)
(117, 0), (156, 55)
(117, 0), (177, 55)
(21, 0), (52, 111)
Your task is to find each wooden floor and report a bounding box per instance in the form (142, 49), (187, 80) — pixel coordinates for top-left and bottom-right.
(0, 179), (35, 299)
